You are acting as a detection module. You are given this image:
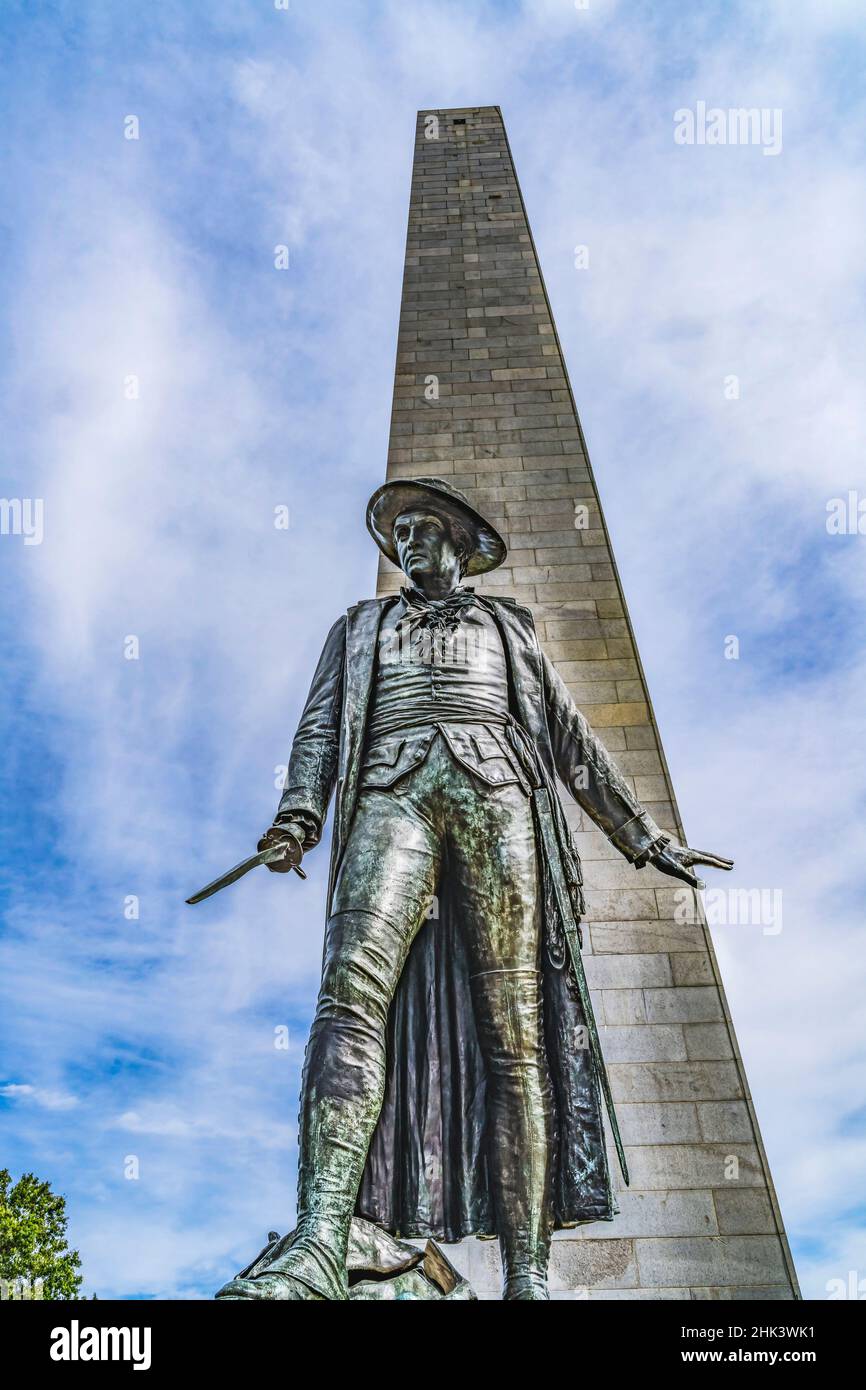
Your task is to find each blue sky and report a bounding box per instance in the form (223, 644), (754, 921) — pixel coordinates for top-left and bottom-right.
(1, 0), (864, 1299)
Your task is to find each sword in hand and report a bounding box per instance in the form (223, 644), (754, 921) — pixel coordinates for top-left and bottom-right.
(186, 821), (307, 905)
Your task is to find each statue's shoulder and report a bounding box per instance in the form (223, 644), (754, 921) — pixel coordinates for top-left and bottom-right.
(345, 595), (396, 623)
(340, 595), (398, 643)
(319, 600), (386, 645)
(347, 596), (393, 614)
(483, 594), (537, 626)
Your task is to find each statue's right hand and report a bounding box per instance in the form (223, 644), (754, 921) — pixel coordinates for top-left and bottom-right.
(257, 823), (306, 873)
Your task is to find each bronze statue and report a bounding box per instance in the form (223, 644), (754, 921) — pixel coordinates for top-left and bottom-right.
(198, 478), (732, 1301)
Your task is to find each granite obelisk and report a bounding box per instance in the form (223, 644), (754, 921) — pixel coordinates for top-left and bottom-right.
(377, 106), (799, 1300)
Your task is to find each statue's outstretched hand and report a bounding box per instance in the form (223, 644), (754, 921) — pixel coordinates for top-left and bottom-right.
(651, 843), (734, 890)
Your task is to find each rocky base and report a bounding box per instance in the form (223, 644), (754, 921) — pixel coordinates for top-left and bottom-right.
(218, 1217), (476, 1301)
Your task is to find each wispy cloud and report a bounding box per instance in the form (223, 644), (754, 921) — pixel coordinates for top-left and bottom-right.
(1, 1084), (79, 1112)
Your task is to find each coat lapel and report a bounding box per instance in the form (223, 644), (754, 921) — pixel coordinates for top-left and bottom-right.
(333, 597), (398, 877)
(483, 599), (554, 775)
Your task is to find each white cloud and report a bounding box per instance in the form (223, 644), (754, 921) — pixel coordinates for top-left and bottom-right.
(1, 1084), (79, 1112)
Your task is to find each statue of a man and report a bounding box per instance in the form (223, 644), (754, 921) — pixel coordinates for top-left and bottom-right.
(216, 477), (731, 1301)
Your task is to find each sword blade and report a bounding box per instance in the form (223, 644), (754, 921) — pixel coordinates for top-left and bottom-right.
(185, 844), (289, 905)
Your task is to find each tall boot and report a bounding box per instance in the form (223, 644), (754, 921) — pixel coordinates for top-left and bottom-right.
(215, 1087), (364, 1301)
(253, 1088), (370, 1300)
(217, 909), (398, 1300)
(471, 968), (554, 1301)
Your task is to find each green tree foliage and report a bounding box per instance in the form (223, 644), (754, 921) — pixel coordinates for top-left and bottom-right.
(0, 1169), (83, 1299)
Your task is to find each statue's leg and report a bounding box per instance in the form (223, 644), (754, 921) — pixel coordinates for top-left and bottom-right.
(449, 775), (554, 1301)
(226, 775), (442, 1300)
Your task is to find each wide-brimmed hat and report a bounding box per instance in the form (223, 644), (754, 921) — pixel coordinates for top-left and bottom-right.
(366, 476), (507, 576)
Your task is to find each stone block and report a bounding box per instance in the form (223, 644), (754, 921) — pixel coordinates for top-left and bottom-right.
(684, 1023), (735, 1060)
(625, 1144), (765, 1190)
(609, 1060), (744, 1104)
(598, 1025), (687, 1062)
(644, 987), (724, 1024)
(698, 1100), (754, 1143)
(584, 953), (672, 988)
(713, 1188), (777, 1235)
(671, 953), (716, 986)
(617, 1101), (701, 1144)
(549, 1238), (638, 1290)
(635, 1236), (789, 1288)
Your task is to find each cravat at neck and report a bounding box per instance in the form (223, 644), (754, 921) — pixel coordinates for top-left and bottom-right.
(400, 585), (477, 634)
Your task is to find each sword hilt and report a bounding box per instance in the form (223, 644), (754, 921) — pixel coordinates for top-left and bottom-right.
(261, 821), (307, 877)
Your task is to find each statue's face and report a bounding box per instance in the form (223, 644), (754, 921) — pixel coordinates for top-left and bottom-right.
(393, 509), (463, 585)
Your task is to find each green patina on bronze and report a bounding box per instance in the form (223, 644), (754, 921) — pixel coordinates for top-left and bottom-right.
(202, 478), (732, 1302)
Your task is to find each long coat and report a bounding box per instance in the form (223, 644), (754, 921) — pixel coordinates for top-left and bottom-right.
(278, 594), (666, 1240)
